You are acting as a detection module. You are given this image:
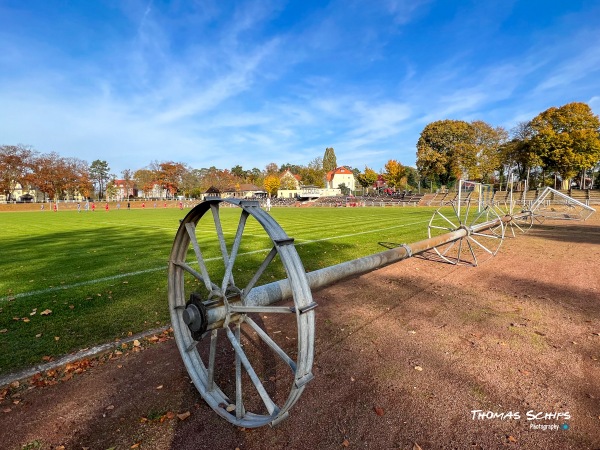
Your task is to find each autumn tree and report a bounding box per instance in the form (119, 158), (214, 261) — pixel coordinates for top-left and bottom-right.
(356, 166), (378, 193)
(180, 168), (204, 198)
(323, 147), (337, 173)
(383, 159), (407, 189)
(416, 120), (475, 187)
(498, 122), (539, 185)
(89, 160), (111, 200)
(0, 144), (36, 201)
(121, 169), (135, 199)
(133, 168), (157, 198)
(265, 162), (279, 174)
(156, 161), (187, 197)
(263, 174), (281, 197)
(280, 171), (299, 190)
(471, 121), (508, 183)
(529, 102), (600, 188)
(31, 153), (89, 201)
(199, 167), (238, 192)
(63, 157), (92, 199)
(298, 157), (325, 187)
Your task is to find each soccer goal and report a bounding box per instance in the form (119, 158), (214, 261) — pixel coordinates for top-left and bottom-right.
(457, 180), (494, 217)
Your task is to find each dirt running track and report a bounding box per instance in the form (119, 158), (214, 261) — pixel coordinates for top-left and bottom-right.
(1, 215), (600, 450)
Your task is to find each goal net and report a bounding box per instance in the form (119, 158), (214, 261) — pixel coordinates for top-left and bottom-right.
(457, 180), (494, 215)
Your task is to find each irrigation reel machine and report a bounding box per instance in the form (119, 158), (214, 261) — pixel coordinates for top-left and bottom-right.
(167, 184), (595, 428)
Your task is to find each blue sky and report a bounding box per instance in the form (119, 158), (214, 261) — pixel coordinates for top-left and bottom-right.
(1, 1), (599, 176)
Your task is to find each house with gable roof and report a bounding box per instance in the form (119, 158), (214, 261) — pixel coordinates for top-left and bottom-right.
(325, 167), (356, 192)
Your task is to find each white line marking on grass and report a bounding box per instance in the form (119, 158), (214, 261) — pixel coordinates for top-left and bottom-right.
(1, 220), (428, 302)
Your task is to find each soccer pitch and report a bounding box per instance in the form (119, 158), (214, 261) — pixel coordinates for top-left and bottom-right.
(0, 205), (436, 375)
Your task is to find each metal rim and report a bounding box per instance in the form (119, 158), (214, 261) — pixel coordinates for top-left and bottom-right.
(168, 198), (315, 427)
(427, 201), (505, 266)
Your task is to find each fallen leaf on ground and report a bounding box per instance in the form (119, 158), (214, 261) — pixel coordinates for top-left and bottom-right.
(413, 443), (423, 450)
(40, 309), (52, 316)
(22, 318), (30, 323)
(106, 405), (115, 410)
(130, 443), (140, 449)
(508, 435), (517, 443)
(133, 339), (141, 347)
(342, 439), (350, 447)
(177, 411), (191, 421)
(373, 406), (385, 416)
(2, 408), (11, 413)
(414, 365), (423, 371)
(166, 411), (176, 420)
(156, 385), (163, 390)
(226, 404), (236, 412)
(0, 329), (7, 333)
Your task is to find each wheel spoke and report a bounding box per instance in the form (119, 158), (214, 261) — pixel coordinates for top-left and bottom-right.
(455, 236), (463, 265)
(210, 204), (235, 288)
(173, 260), (221, 293)
(243, 247), (278, 298)
(185, 222), (216, 292)
(437, 210), (458, 229)
(226, 328), (278, 415)
(469, 234), (494, 254)
(466, 237), (478, 265)
(207, 330), (218, 392)
(469, 205), (488, 227)
(245, 316), (297, 372)
(222, 210), (249, 293)
(464, 200), (472, 225)
(235, 323), (244, 419)
(440, 239), (457, 257)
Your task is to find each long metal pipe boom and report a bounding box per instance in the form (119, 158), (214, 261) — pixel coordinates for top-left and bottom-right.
(204, 214), (514, 327)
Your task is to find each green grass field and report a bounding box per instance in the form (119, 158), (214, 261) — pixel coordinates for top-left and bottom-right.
(0, 205), (437, 375)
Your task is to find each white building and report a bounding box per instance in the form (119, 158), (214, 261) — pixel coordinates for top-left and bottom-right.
(325, 167), (356, 192)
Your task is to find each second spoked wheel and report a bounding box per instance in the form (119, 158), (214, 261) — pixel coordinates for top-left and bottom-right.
(168, 198), (315, 428)
(427, 201), (505, 266)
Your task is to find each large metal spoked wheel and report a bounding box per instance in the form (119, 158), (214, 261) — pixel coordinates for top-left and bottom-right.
(427, 201), (505, 266)
(493, 201), (533, 238)
(168, 198), (315, 428)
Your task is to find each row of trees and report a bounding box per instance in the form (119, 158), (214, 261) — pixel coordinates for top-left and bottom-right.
(0, 144), (349, 201)
(3, 102), (599, 201)
(416, 102), (600, 190)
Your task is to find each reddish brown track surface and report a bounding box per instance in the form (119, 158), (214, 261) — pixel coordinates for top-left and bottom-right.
(1, 215), (599, 450)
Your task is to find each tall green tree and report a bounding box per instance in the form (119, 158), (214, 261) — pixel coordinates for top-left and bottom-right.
(529, 102), (600, 187)
(499, 122), (539, 184)
(416, 120), (475, 186)
(89, 159), (110, 199)
(323, 147), (337, 172)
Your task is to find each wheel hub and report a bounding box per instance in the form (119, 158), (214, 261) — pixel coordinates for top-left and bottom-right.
(183, 293), (208, 340)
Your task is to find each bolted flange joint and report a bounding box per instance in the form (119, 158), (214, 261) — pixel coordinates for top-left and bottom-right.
(183, 292), (208, 340)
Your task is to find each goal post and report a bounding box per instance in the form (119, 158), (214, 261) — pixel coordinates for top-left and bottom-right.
(457, 180), (494, 216)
